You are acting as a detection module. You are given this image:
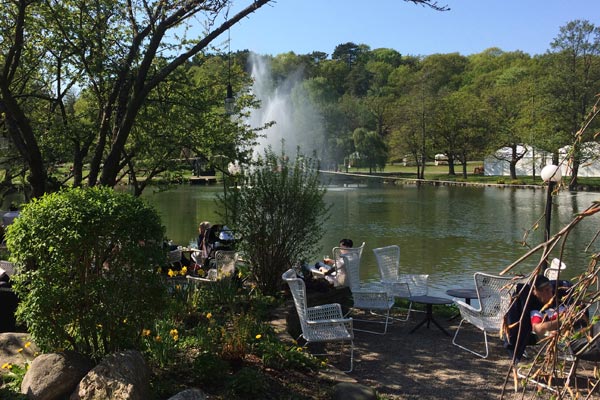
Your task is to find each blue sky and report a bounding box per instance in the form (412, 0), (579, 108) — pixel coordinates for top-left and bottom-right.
(225, 0), (600, 57)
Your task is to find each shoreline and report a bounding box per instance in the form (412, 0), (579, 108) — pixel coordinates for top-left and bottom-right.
(320, 170), (600, 192)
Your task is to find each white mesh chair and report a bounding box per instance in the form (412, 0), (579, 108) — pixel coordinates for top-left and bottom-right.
(373, 245), (429, 321)
(187, 250), (237, 284)
(282, 269), (355, 372)
(0, 260), (15, 276)
(166, 248), (182, 268)
(214, 250), (238, 279)
(341, 243), (395, 335)
(452, 272), (516, 358)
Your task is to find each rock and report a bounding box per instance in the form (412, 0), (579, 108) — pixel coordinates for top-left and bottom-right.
(0, 332), (38, 373)
(332, 382), (377, 400)
(21, 351), (93, 400)
(166, 388), (207, 400)
(70, 350), (149, 400)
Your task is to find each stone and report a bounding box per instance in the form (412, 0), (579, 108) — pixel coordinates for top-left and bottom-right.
(70, 350), (149, 400)
(0, 332), (38, 374)
(332, 382), (377, 400)
(21, 351), (93, 400)
(166, 388), (207, 400)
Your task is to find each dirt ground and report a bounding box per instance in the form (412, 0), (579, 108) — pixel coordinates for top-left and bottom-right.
(342, 310), (517, 400)
(282, 304), (600, 400)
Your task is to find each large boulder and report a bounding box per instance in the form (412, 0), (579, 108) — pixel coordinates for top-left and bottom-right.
(21, 351), (94, 400)
(70, 350), (149, 400)
(0, 333), (38, 374)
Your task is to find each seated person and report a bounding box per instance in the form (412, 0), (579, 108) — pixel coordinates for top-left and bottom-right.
(505, 275), (578, 363)
(314, 238), (353, 288)
(529, 275), (600, 361)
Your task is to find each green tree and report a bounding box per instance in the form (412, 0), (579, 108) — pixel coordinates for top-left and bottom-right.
(543, 19), (600, 189)
(6, 187), (167, 359)
(1, 0), (272, 198)
(222, 148), (330, 295)
(353, 127), (388, 173)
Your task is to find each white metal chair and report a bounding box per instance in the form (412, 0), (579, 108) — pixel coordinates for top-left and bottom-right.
(341, 243), (395, 335)
(282, 268), (355, 372)
(166, 248), (182, 269)
(373, 245), (429, 321)
(0, 260), (15, 276)
(214, 250), (237, 279)
(187, 250), (238, 284)
(452, 272), (516, 358)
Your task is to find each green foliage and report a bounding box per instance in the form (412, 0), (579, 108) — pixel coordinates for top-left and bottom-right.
(141, 319), (181, 368)
(191, 352), (230, 388)
(227, 367), (268, 399)
(222, 147), (330, 295)
(257, 339), (323, 372)
(0, 362), (29, 393)
(5, 187), (168, 360)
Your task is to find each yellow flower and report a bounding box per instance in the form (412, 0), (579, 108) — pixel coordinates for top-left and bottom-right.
(206, 312), (212, 319)
(156, 267), (162, 274)
(17, 348), (23, 353)
(122, 318), (127, 324)
(172, 335), (179, 341)
(142, 329), (151, 337)
(168, 269), (175, 277)
(255, 334), (262, 340)
(155, 335), (162, 342)
(181, 266), (187, 275)
(169, 329), (178, 337)
(320, 361), (327, 367)
(238, 271), (243, 278)
(24, 341), (31, 348)
(175, 284), (181, 291)
(96, 324), (102, 329)
(296, 347), (303, 352)
(197, 269), (205, 277)
(2, 363), (11, 369)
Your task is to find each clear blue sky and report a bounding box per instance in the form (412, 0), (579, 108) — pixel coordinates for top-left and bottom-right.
(225, 0), (600, 57)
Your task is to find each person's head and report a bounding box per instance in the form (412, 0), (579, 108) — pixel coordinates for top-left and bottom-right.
(198, 221), (211, 234)
(339, 239), (353, 248)
(533, 275), (553, 304)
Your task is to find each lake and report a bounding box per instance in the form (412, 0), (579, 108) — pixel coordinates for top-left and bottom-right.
(142, 183), (600, 297)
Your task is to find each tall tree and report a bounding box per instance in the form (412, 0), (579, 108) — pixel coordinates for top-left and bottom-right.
(543, 20), (600, 189)
(1, 0), (272, 197)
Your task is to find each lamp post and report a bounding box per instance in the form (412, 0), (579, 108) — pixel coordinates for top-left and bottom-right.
(540, 164), (562, 270)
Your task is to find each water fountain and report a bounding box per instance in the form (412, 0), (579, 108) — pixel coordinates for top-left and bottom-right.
(246, 53), (325, 159)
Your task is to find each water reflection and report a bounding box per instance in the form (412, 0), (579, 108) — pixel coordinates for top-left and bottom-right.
(142, 184), (600, 297)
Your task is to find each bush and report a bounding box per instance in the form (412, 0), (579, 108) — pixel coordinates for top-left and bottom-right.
(227, 367), (268, 399)
(222, 148), (330, 295)
(6, 186), (168, 360)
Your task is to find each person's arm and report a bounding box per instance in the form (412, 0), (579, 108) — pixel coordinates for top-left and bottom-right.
(532, 318), (560, 336)
(531, 308), (564, 336)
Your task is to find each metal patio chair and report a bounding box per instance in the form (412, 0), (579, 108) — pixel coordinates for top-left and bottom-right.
(452, 271), (516, 358)
(282, 268), (355, 372)
(341, 243), (395, 335)
(373, 245), (429, 321)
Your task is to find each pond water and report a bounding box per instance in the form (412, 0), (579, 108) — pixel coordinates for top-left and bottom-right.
(142, 183), (600, 297)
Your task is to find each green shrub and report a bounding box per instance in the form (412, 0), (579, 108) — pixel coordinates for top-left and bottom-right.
(191, 352), (230, 388)
(227, 367), (268, 399)
(6, 187), (168, 360)
(222, 148), (330, 295)
(257, 339), (323, 372)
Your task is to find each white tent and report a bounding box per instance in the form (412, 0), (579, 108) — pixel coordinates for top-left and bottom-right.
(483, 144), (551, 176)
(559, 142), (600, 178)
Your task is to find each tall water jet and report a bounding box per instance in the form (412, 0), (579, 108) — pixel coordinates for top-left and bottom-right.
(247, 53), (325, 159)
